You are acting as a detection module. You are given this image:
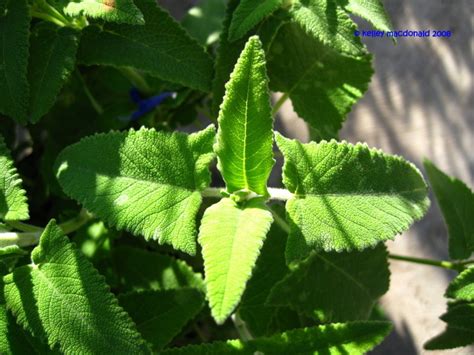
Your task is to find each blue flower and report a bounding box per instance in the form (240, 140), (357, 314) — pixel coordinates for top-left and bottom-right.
(128, 88), (175, 121)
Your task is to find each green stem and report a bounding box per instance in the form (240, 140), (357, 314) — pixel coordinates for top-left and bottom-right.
(270, 207), (291, 234)
(201, 187), (293, 201)
(6, 221), (43, 233)
(31, 10), (67, 27)
(1, 210), (93, 248)
(119, 68), (153, 95)
(232, 313), (253, 341)
(388, 254), (465, 272)
(0, 232), (41, 248)
(76, 71), (104, 115)
(59, 209), (93, 235)
(272, 92), (289, 117)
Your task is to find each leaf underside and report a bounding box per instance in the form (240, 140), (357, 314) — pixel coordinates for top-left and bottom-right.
(199, 198), (273, 324)
(3, 221), (148, 353)
(215, 36), (274, 196)
(162, 321), (392, 354)
(267, 245), (390, 322)
(77, 0), (214, 92)
(0, 135), (29, 221)
(266, 22), (373, 140)
(0, 0), (30, 124)
(424, 160), (474, 260)
(55, 126), (215, 255)
(276, 133), (429, 263)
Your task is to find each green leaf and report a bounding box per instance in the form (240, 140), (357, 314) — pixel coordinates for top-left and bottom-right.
(211, 0), (249, 117)
(266, 22), (373, 139)
(119, 289), (204, 350)
(181, 0), (226, 46)
(62, 0), (145, 25)
(77, 0), (214, 92)
(163, 321), (392, 354)
(424, 326), (474, 350)
(424, 160), (474, 260)
(215, 36), (274, 197)
(112, 246), (204, 292)
(267, 245), (390, 322)
(0, 0), (30, 124)
(28, 24), (80, 123)
(55, 126), (215, 255)
(275, 134), (429, 263)
(0, 135), (29, 221)
(0, 302), (51, 354)
(446, 267), (474, 302)
(199, 198), (273, 324)
(228, 0), (283, 41)
(289, 0), (365, 57)
(238, 216), (291, 336)
(3, 220), (149, 353)
(425, 302), (474, 350)
(1, 279), (53, 355)
(337, 0), (393, 32)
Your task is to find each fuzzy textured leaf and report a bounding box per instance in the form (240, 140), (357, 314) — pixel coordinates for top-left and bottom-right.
(0, 135), (28, 221)
(163, 321), (392, 354)
(424, 160), (474, 260)
(228, 0), (283, 41)
(425, 302), (474, 350)
(0, 0), (30, 123)
(112, 246), (204, 292)
(446, 267), (474, 302)
(199, 198), (273, 324)
(276, 134), (429, 263)
(211, 0), (249, 117)
(56, 126), (215, 255)
(77, 0), (214, 92)
(238, 216), (291, 336)
(267, 245), (390, 322)
(181, 0), (226, 46)
(267, 22), (373, 139)
(289, 0), (365, 56)
(337, 0), (393, 32)
(119, 289), (204, 350)
(3, 221), (148, 353)
(0, 302), (51, 355)
(28, 24), (80, 123)
(62, 0), (145, 25)
(215, 36), (274, 196)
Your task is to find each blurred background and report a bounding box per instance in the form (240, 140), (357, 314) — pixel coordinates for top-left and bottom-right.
(163, 0), (473, 353)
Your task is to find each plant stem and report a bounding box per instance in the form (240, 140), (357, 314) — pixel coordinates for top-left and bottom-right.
(388, 254), (466, 272)
(76, 71), (104, 115)
(59, 209), (93, 235)
(201, 187), (293, 201)
(272, 92), (289, 117)
(0, 210), (93, 248)
(0, 232), (41, 248)
(119, 68), (153, 95)
(232, 313), (253, 341)
(6, 221), (43, 233)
